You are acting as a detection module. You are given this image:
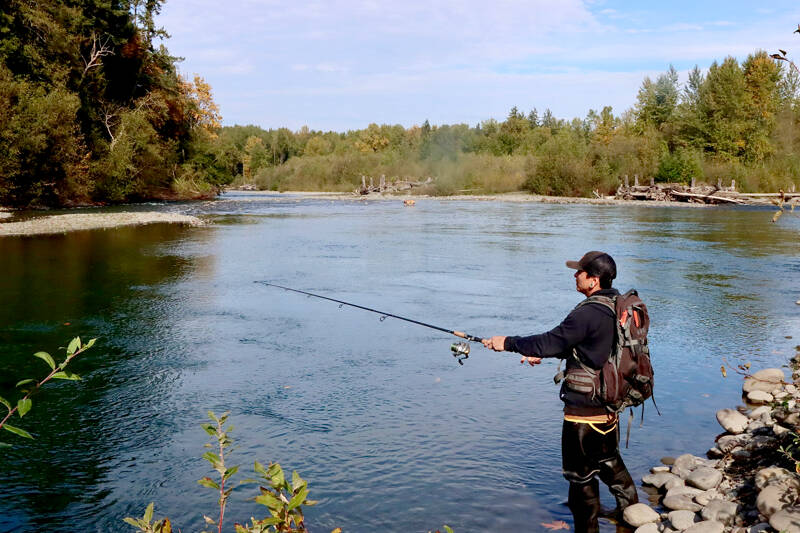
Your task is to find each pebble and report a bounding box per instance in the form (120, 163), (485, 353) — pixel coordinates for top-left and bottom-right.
(665, 477), (685, 490)
(769, 505), (800, 533)
(684, 520), (724, 533)
(668, 510), (697, 530)
(634, 523), (660, 533)
(701, 499), (738, 524)
(717, 435), (745, 453)
(695, 489), (721, 506)
(661, 457), (676, 465)
(687, 467), (722, 490)
(748, 523), (771, 533)
(748, 406), (771, 419)
(663, 494), (703, 512)
(651, 465), (671, 473)
(743, 368), (785, 394)
(717, 408), (749, 434)
(624, 503), (661, 527)
(643, 472), (681, 488)
(747, 390), (773, 404)
(774, 424), (790, 436)
(674, 454), (701, 471)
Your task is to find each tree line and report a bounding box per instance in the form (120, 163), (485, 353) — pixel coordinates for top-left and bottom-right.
(2, 1), (799, 206)
(220, 51), (800, 196)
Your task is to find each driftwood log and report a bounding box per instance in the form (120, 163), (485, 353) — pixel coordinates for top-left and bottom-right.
(357, 175), (433, 195)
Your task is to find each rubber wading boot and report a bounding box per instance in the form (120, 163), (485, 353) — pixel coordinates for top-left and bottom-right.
(598, 456), (638, 522)
(568, 479), (601, 533)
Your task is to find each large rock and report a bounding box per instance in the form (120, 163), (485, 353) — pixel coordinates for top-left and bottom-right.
(668, 509), (697, 530)
(743, 368), (785, 394)
(665, 477), (685, 490)
(717, 435), (745, 453)
(666, 486), (703, 499)
(717, 409), (749, 434)
(663, 494), (702, 512)
(748, 390), (774, 404)
(674, 454), (701, 471)
(684, 520), (724, 533)
(701, 499), (738, 524)
(623, 503), (661, 527)
(749, 405), (772, 419)
(695, 489), (721, 506)
(755, 467), (794, 490)
(687, 467), (722, 490)
(756, 482), (800, 517)
(769, 505), (800, 533)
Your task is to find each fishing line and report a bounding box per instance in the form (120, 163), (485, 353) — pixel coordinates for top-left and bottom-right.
(256, 281), (484, 364)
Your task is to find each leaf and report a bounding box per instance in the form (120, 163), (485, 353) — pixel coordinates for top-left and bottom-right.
(85, 338), (97, 349)
(143, 502), (154, 524)
(67, 337), (81, 356)
(204, 515), (216, 524)
(331, 529), (343, 533)
(291, 470), (304, 491)
(773, 210), (783, 223)
(444, 527), (454, 533)
(15, 379), (35, 388)
(0, 396), (11, 411)
(254, 461), (267, 476)
(17, 398), (32, 417)
(156, 518), (172, 533)
(201, 423), (216, 436)
(720, 366), (727, 378)
(52, 371), (81, 381)
(198, 477), (220, 490)
(287, 488), (309, 511)
(33, 351), (55, 370)
(123, 517), (143, 528)
(255, 492), (283, 511)
(259, 516), (282, 526)
(3, 424), (33, 439)
(542, 520), (570, 530)
(0, 442), (12, 448)
(268, 463), (285, 488)
(207, 410), (219, 423)
(202, 451), (220, 466)
(223, 465), (239, 481)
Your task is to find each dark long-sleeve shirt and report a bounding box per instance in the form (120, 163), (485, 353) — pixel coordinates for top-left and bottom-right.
(503, 288), (619, 415)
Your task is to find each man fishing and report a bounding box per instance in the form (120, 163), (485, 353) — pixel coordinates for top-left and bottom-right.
(482, 251), (638, 533)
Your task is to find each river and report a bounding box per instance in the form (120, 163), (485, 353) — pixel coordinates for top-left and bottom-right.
(1, 193), (798, 532)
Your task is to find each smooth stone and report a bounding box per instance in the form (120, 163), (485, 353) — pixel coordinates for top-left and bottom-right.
(747, 435), (776, 451)
(732, 449), (751, 459)
(743, 369), (786, 394)
(663, 494), (702, 512)
(747, 420), (766, 432)
(707, 447), (723, 458)
(668, 510), (697, 530)
(775, 391), (790, 400)
(687, 467), (723, 490)
(755, 467), (793, 489)
(748, 390), (774, 404)
(775, 424), (791, 436)
(701, 499), (738, 524)
(666, 486), (703, 499)
(674, 454), (700, 471)
(769, 505), (800, 533)
(643, 472), (681, 489)
(717, 408), (749, 434)
(652, 465), (671, 473)
(684, 520), (724, 533)
(695, 489), (721, 506)
(672, 464), (693, 480)
(665, 477), (685, 490)
(790, 400), (797, 410)
(717, 435), (745, 453)
(749, 406), (772, 419)
(748, 523), (770, 533)
(787, 384), (797, 394)
(634, 523), (660, 533)
(757, 482), (800, 517)
(623, 503), (661, 527)
(661, 456), (676, 465)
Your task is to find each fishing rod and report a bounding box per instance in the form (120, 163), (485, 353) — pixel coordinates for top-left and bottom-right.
(256, 281), (484, 364)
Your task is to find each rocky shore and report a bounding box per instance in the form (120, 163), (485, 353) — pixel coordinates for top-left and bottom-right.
(624, 362), (800, 533)
(0, 211), (204, 237)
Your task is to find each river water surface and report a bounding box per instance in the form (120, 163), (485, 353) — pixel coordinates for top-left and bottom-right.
(1, 193), (799, 532)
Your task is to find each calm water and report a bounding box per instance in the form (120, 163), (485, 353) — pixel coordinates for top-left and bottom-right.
(1, 194), (799, 532)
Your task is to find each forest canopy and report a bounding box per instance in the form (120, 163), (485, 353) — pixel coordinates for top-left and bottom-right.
(1, 1), (798, 205)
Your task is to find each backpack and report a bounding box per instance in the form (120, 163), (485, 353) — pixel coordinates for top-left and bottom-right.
(557, 289), (655, 414)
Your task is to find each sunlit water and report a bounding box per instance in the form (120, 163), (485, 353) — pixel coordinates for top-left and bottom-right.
(1, 193), (799, 532)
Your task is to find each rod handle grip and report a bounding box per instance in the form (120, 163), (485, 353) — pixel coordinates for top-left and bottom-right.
(453, 331), (466, 338)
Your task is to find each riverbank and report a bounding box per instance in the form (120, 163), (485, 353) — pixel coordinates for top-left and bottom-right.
(0, 211), (204, 237)
(624, 358), (800, 533)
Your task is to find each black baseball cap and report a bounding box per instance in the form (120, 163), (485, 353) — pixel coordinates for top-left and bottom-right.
(566, 251), (616, 280)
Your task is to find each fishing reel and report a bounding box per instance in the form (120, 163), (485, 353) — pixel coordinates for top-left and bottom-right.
(450, 342), (470, 365)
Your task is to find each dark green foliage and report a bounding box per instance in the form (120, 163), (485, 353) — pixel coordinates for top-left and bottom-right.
(0, 0), (230, 206)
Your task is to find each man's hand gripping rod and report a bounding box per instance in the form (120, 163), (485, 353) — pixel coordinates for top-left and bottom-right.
(257, 281), (483, 364)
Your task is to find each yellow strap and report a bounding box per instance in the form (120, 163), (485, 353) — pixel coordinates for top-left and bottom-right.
(564, 415), (618, 435)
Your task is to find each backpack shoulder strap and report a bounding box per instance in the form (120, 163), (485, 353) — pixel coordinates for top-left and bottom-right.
(574, 294), (616, 314)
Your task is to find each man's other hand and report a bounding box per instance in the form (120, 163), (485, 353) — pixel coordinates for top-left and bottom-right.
(482, 336), (507, 351)
(521, 356), (543, 366)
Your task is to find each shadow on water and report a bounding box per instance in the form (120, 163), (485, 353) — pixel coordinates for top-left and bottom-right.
(0, 224), (214, 532)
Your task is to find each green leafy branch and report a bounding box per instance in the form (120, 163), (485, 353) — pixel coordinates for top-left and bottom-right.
(0, 336), (96, 446)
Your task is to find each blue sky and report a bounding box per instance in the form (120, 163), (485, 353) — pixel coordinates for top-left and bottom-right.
(156, 1), (800, 132)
